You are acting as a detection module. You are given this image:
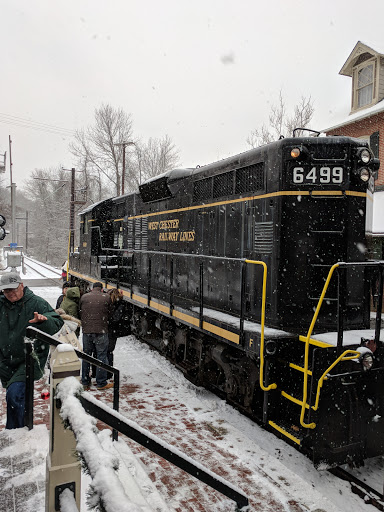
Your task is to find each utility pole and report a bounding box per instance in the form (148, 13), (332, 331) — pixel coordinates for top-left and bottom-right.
(114, 141), (135, 195)
(70, 167), (75, 253)
(62, 168), (86, 256)
(9, 136), (16, 244)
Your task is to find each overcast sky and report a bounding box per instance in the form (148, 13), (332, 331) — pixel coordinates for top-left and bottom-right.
(1, 0), (384, 188)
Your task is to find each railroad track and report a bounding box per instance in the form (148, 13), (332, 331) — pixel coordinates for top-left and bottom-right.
(23, 256), (62, 277)
(23, 257), (62, 287)
(330, 466), (384, 511)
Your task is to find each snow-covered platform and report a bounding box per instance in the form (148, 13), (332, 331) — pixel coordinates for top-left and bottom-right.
(0, 424), (169, 512)
(1, 332), (379, 512)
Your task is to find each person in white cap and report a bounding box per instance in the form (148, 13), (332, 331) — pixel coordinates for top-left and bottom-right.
(0, 272), (63, 429)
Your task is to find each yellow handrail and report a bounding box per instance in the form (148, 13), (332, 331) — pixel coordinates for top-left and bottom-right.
(311, 349), (360, 413)
(300, 263), (340, 429)
(245, 260), (277, 391)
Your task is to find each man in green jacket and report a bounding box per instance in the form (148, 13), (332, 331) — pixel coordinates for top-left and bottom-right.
(0, 272), (63, 429)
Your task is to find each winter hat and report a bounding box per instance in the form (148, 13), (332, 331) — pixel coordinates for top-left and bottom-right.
(0, 272), (22, 291)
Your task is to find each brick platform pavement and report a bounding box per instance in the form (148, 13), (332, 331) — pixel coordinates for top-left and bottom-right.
(113, 381), (306, 512)
(0, 375), (307, 511)
(0, 374), (49, 512)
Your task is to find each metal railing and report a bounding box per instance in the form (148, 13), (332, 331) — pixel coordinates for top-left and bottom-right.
(74, 250), (273, 393)
(25, 326), (120, 440)
(25, 327), (249, 511)
(299, 261), (384, 429)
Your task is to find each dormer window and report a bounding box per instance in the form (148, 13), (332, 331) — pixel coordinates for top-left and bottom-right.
(352, 58), (377, 111)
(338, 42), (384, 114)
(357, 63), (374, 107)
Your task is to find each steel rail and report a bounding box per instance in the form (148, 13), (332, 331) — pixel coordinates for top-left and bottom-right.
(330, 466), (384, 511)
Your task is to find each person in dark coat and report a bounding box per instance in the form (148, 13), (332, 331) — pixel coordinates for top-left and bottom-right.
(79, 282), (112, 390)
(107, 288), (125, 378)
(0, 272), (63, 429)
(56, 281), (71, 309)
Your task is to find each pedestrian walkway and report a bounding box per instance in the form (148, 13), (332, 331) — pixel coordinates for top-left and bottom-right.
(0, 377), (272, 512)
(0, 377), (50, 512)
(0, 337), (346, 512)
(0, 425), (48, 512)
(0, 378), (170, 512)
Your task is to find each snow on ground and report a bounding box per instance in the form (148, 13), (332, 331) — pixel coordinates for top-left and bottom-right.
(112, 334), (382, 512)
(0, 276), (382, 511)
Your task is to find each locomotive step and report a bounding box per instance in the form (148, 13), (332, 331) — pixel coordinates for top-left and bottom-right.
(268, 419), (305, 446)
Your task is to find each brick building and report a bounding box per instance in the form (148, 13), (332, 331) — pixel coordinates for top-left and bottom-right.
(324, 41), (384, 258)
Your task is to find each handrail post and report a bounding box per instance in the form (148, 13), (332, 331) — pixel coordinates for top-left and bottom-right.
(24, 340), (34, 430)
(45, 346), (82, 512)
(337, 266), (346, 355)
(170, 256), (174, 316)
(130, 253), (134, 299)
(112, 370), (120, 442)
(199, 261), (204, 328)
(244, 260), (274, 392)
(240, 261), (246, 345)
(375, 264), (384, 345)
(147, 256), (151, 306)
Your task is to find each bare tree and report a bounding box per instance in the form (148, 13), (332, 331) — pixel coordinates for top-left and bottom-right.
(70, 104), (134, 196)
(0, 174), (7, 211)
(70, 104), (181, 198)
(131, 135), (180, 187)
(247, 91), (314, 148)
(23, 168), (70, 265)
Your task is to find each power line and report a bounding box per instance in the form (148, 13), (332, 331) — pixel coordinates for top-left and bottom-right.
(0, 119), (73, 136)
(0, 112), (75, 133)
(0, 112), (76, 136)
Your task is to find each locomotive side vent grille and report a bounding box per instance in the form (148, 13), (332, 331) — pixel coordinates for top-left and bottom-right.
(134, 219), (141, 250)
(254, 222), (273, 254)
(193, 162), (264, 203)
(235, 163), (264, 194)
(213, 171), (234, 198)
(193, 177), (213, 202)
(141, 217), (148, 250)
(127, 219), (133, 251)
(134, 218), (148, 250)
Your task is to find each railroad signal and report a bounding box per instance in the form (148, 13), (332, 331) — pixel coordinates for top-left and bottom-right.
(0, 214), (6, 241)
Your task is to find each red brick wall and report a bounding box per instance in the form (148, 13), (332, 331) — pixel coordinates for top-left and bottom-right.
(326, 112), (384, 186)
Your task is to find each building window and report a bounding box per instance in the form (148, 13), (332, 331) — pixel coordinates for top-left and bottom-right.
(356, 62), (374, 108)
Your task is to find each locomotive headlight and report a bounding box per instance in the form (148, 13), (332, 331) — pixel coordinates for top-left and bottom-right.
(359, 148), (371, 164)
(359, 168), (370, 182)
(361, 353), (374, 371)
(291, 147), (301, 158)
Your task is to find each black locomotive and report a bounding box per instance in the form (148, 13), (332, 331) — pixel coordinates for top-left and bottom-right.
(69, 132), (384, 467)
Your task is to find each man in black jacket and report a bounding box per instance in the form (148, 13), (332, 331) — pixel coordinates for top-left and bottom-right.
(79, 282), (112, 390)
